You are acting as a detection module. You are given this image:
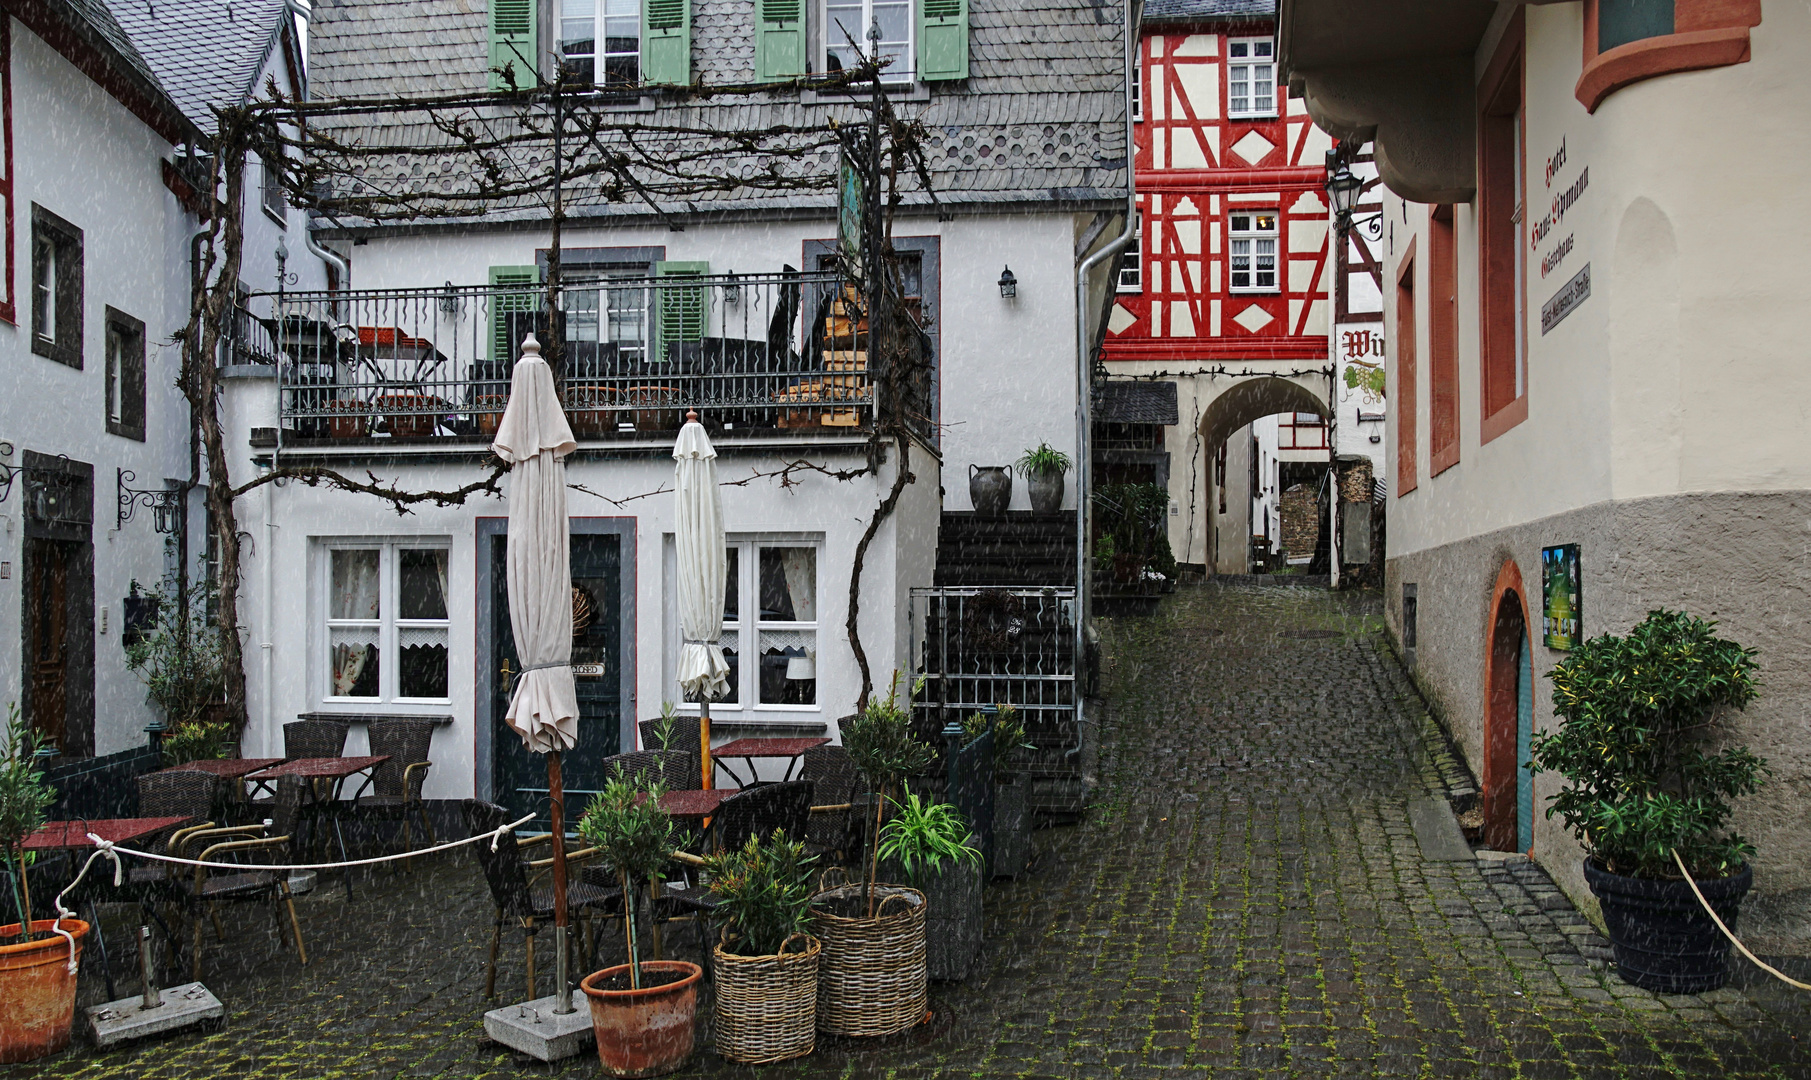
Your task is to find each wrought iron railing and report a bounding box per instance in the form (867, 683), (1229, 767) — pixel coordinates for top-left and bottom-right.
(226, 269), (888, 440)
(909, 586), (1078, 741)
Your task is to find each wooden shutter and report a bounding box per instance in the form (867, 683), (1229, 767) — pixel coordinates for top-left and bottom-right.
(490, 265), (541, 365)
(917, 0), (968, 81)
(754, 0), (804, 82)
(642, 0), (691, 85)
(488, 0), (537, 91)
(655, 260), (707, 363)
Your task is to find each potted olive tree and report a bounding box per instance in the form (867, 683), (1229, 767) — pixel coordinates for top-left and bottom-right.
(577, 768), (701, 1078)
(0, 704), (89, 1063)
(1530, 610), (1766, 994)
(965, 705), (1035, 878)
(704, 830), (820, 1064)
(1017, 443), (1071, 514)
(878, 785), (983, 981)
(811, 673), (935, 1037)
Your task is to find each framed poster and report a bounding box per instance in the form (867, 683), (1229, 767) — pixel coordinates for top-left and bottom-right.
(837, 150), (865, 274)
(1541, 544), (1582, 650)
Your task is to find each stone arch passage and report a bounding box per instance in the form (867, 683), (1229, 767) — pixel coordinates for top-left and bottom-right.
(1195, 376), (1331, 574)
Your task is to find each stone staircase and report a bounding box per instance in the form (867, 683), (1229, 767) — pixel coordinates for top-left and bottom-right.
(933, 510), (1077, 587)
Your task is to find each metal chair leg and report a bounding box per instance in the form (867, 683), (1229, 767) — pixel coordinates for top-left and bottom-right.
(418, 804), (437, 846)
(191, 911), (205, 982)
(485, 914), (502, 999)
(210, 903), (227, 942)
(85, 898), (118, 1001)
(524, 918), (537, 1001)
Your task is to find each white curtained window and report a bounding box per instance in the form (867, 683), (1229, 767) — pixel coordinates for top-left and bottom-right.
(672, 538), (819, 710)
(324, 543), (450, 703)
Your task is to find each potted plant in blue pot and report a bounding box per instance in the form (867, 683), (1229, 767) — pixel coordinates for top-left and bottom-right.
(1530, 609), (1766, 994)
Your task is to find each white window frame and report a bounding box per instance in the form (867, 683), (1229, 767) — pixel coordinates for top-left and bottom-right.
(1228, 210), (1279, 293)
(319, 540), (453, 709)
(1226, 35), (1277, 119)
(1130, 52), (1142, 121)
(670, 535), (822, 714)
(557, 0), (641, 88)
(31, 231), (54, 343)
(1117, 211), (1142, 293)
(820, 0), (914, 85)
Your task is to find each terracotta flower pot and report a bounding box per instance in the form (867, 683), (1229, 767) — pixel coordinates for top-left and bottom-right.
(580, 960), (702, 1078)
(0, 920), (88, 1064)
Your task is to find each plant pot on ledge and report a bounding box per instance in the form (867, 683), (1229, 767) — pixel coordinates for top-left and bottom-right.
(1584, 860), (1751, 994)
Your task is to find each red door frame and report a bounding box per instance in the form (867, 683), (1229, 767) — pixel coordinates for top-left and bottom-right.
(1482, 558), (1532, 852)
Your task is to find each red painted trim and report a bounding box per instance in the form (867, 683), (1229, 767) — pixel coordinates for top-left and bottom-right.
(1482, 559), (1532, 854)
(1576, 28), (1752, 112)
(1428, 207), (1459, 476)
(1395, 236), (1417, 496)
(0, 16), (13, 326)
(1476, 9), (1527, 445)
(162, 160), (211, 220)
(1136, 168), (1323, 191)
(3, 0), (191, 145)
(1101, 337), (1328, 361)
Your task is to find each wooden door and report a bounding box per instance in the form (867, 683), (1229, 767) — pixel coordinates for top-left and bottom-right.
(26, 538), (69, 753)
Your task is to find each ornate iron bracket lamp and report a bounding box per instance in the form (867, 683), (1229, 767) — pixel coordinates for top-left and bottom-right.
(117, 469), (185, 533)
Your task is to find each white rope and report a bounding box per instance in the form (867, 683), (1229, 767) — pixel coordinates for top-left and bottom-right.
(1672, 848), (1811, 992)
(46, 841), (124, 973)
(78, 812), (535, 875)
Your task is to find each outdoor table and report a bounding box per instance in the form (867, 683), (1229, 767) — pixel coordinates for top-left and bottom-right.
(244, 756), (388, 900)
(160, 758), (285, 821)
(709, 737), (830, 789)
(24, 816), (193, 999)
(658, 789), (733, 820)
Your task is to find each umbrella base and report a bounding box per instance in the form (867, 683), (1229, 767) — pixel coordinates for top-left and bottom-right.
(484, 990), (594, 1061)
(86, 983), (225, 1048)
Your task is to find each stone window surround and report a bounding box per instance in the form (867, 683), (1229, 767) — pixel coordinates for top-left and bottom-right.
(1576, 0), (1761, 114)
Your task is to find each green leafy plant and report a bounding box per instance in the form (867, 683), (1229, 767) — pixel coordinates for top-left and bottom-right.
(125, 576), (228, 734)
(877, 783), (981, 885)
(1016, 443), (1072, 478)
(704, 830), (817, 957)
(962, 704), (1032, 779)
(160, 720), (235, 767)
(839, 671), (937, 914)
(1093, 533), (1117, 574)
(1529, 609), (1766, 880)
(0, 704), (56, 942)
(1095, 482), (1176, 583)
(648, 700), (681, 751)
(578, 765), (680, 987)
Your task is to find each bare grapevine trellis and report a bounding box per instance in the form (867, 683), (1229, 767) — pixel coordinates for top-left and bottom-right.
(180, 59), (940, 732)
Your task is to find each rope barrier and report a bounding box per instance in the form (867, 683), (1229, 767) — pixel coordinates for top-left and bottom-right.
(32, 812), (535, 974)
(1672, 848), (1811, 992)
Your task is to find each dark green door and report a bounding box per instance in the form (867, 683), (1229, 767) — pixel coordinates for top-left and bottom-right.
(491, 531), (624, 823)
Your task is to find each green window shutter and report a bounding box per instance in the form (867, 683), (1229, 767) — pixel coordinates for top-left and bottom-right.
(655, 260), (708, 363)
(642, 0), (691, 85)
(490, 265), (542, 365)
(488, 0), (538, 91)
(917, 0), (968, 81)
(754, 0), (804, 82)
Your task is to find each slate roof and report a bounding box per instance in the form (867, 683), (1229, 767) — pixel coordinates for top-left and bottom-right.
(1096, 381), (1180, 425)
(28, 0), (197, 139)
(105, 0), (293, 130)
(307, 0), (1131, 228)
(1143, 0), (1272, 22)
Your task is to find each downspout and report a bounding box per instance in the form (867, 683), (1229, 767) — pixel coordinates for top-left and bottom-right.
(1069, 0), (1139, 759)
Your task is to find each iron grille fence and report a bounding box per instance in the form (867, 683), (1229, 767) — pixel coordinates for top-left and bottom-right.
(224, 269), (893, 439)
(909, 586), (1078, 744)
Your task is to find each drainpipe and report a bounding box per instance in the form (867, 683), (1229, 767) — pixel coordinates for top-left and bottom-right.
(304, 231), (347, 292)
(1069, 0), (1139, 759)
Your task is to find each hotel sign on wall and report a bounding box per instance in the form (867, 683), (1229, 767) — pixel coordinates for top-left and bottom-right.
(1533, 136), (1591, 335)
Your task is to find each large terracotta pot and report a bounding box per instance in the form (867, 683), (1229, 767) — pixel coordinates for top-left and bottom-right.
(0, 920), (88, 1064)
(580, 960), (702, 1078)
(968, 464), (1012, 517)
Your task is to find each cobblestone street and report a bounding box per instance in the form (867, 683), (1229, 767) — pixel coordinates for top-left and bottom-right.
(10, 582), (1808, 1079)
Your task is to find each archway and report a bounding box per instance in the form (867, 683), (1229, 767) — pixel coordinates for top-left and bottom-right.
(1483, 560), (1535, 852)
(1195, 376), (1330, 574)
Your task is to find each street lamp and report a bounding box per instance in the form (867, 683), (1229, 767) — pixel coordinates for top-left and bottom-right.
(997, 265), (1017, 299)
(1326, 161), (1364, 226)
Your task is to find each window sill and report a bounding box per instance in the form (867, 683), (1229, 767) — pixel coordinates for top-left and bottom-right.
(1576, 27), (1752, 113)
(1227, 288), (1281, 296)
(261, 204), (288, 229)
(801, 81), (928, 105)
(1479, 395), (1527, 445)
(299, 709), (454, 726)
(1225, 112), (1280, 123)
(1116, 285), (1143, 295)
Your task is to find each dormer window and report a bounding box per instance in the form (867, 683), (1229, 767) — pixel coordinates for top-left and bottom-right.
(559, 0), (640, 86)
(822, 0), (913, 83)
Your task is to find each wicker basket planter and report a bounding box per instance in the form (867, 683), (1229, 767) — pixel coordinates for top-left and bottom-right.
(712, 934), (820, 1064)
(809, 883), (926, 1037)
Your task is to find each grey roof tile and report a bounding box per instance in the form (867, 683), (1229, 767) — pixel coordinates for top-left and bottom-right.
(1143, 0), (1272, 23)
(105, 0), (292, 128)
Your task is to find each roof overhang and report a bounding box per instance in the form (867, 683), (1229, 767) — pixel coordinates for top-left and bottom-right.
(7, 0), (199, 145)
(1278, 0), (1502, 203)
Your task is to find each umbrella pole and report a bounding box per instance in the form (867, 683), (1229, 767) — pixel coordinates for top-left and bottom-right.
(700, 698), (713, 791)
(548, 750), (574, 1014)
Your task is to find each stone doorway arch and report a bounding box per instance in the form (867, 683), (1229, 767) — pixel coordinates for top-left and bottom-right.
(1483, 559), (1535, 852)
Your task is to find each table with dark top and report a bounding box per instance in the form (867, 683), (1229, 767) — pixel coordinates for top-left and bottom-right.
(244, 756), (389, 900)
(657, 789), (734, 820)
(158, 757), (284, 780)
(709, 737), (830, 788)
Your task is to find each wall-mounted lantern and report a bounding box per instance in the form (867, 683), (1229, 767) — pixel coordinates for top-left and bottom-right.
(997, 265), (1017, 299)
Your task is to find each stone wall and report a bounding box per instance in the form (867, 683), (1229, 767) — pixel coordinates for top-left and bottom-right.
(1280, 484), (1318, 558)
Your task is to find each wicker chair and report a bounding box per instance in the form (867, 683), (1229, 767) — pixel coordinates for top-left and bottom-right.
(463, 800), (623, 1000)
(801, 745), (862, 864)
(637, 715), (702, 788)
(352, 720), (437, 852)
(598, 749), (694, 793)
(171, 774), (310, 980)
(127, 771), (223, 889)
(282, 719), (349, 759)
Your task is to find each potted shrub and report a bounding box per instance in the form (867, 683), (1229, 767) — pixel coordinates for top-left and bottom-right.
(811, 673), (935, 1037)
(125, 577), (232, 753)
(1017, 443), (1071, 514)
(964, 705), (1035, 878)
(577, 768), (701, 1078)
(878, 785), (983, 981)
(703, 830), (820, 1064)
(1530, 609), (1767, 994)
(0, 704), (89, 1063)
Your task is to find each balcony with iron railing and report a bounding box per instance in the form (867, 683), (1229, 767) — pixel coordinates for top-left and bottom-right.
(222, 269), (903, 444)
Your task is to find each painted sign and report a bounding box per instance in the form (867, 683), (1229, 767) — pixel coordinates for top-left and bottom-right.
(837, 150), (865, 273)
(1541, 543), (1583, 650)
(1541, 264), (1590, 335)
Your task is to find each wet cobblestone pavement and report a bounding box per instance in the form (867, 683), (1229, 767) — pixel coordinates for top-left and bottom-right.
(11, 582), (1809, 1078)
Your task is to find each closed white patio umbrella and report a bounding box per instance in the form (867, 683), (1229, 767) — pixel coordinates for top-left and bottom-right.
(490, 332), (581, 1011)
(673, 409), (729, 788)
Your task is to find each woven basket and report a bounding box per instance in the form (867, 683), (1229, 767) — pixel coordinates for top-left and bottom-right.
(810, 881), (927, 1037)
(712, 934), (820, 1064)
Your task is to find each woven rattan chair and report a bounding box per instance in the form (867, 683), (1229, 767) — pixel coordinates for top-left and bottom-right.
(172, 774), (310, 980)
(127, 771), (223, 890)
(801, 745), (861, 864)
(463, 800), (622, 1000)
(282, 719), (350, 759)
(352, 719), (437, 852)
(638, 715), (702, 788)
